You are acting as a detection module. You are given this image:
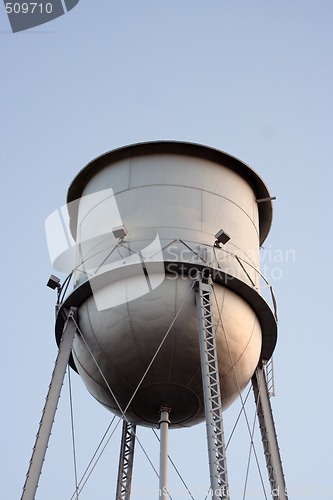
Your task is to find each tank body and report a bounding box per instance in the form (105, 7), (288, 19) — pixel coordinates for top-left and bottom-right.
(58, 141), (277, 428)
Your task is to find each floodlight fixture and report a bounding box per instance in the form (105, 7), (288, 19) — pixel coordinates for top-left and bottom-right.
(214, 229), (231, 247)
(47, 275), (61, 290)
(112, 225), (128, 240)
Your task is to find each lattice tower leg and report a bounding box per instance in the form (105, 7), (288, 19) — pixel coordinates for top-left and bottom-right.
(115, 420), (137, 500)
(195, 279), (230, 500)
(21, 307), (77, 500)
(251, 365), (288, 499)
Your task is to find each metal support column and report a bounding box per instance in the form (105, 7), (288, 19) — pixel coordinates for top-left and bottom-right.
(159, 406), (171, 499)
(251, 365), (288, 499)
(195, 278), (230, 500)
(21, 307), (77, 500)
(115, 420), (137, 500)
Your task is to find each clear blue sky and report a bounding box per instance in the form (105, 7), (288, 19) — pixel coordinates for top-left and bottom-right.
(1, 1), (333, 499)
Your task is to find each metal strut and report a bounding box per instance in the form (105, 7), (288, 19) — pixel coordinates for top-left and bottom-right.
(21, 307), (77, 500)
(115, 420), (137, 500)
(195, 278), (230, 500)
(159, 406), (171, 499)
(251, 365), (288, 499)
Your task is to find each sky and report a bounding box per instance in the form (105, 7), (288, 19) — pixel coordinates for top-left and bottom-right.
(1, 1), (333, 499)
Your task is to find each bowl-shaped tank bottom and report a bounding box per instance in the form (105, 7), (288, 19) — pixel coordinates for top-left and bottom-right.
(72, 273), (262, 428)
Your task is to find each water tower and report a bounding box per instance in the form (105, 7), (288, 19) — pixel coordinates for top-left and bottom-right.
(22, 141), (288, 499)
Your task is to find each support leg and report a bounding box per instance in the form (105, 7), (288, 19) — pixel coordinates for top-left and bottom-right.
(115, 420), (136, 500)
(196, 279), (230, 500)
(21, 307), (77, 500)
(252, 365), (288, 499)
(159, 406), (171, 499)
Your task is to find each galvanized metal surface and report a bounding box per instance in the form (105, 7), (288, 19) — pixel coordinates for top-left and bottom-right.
(159, 407), (171, 499)
(115, 420), (136, 500)
(22, 308), (77, 500)
(71, 146), (266, 289)
(69, 276), (262, 428)
(196, 279), (230, 500)
(56, 141), (277, 428)
(67, 141), (273, 244)
(251, 366), (288, 499)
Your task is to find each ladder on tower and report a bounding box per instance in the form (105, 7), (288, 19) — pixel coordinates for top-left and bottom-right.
(115, 420), (136, 500)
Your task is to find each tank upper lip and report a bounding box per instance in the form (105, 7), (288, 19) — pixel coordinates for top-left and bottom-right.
(67, 140), (273, 245)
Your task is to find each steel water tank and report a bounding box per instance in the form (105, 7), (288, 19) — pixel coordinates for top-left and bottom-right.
(56, 141), (277, 428)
